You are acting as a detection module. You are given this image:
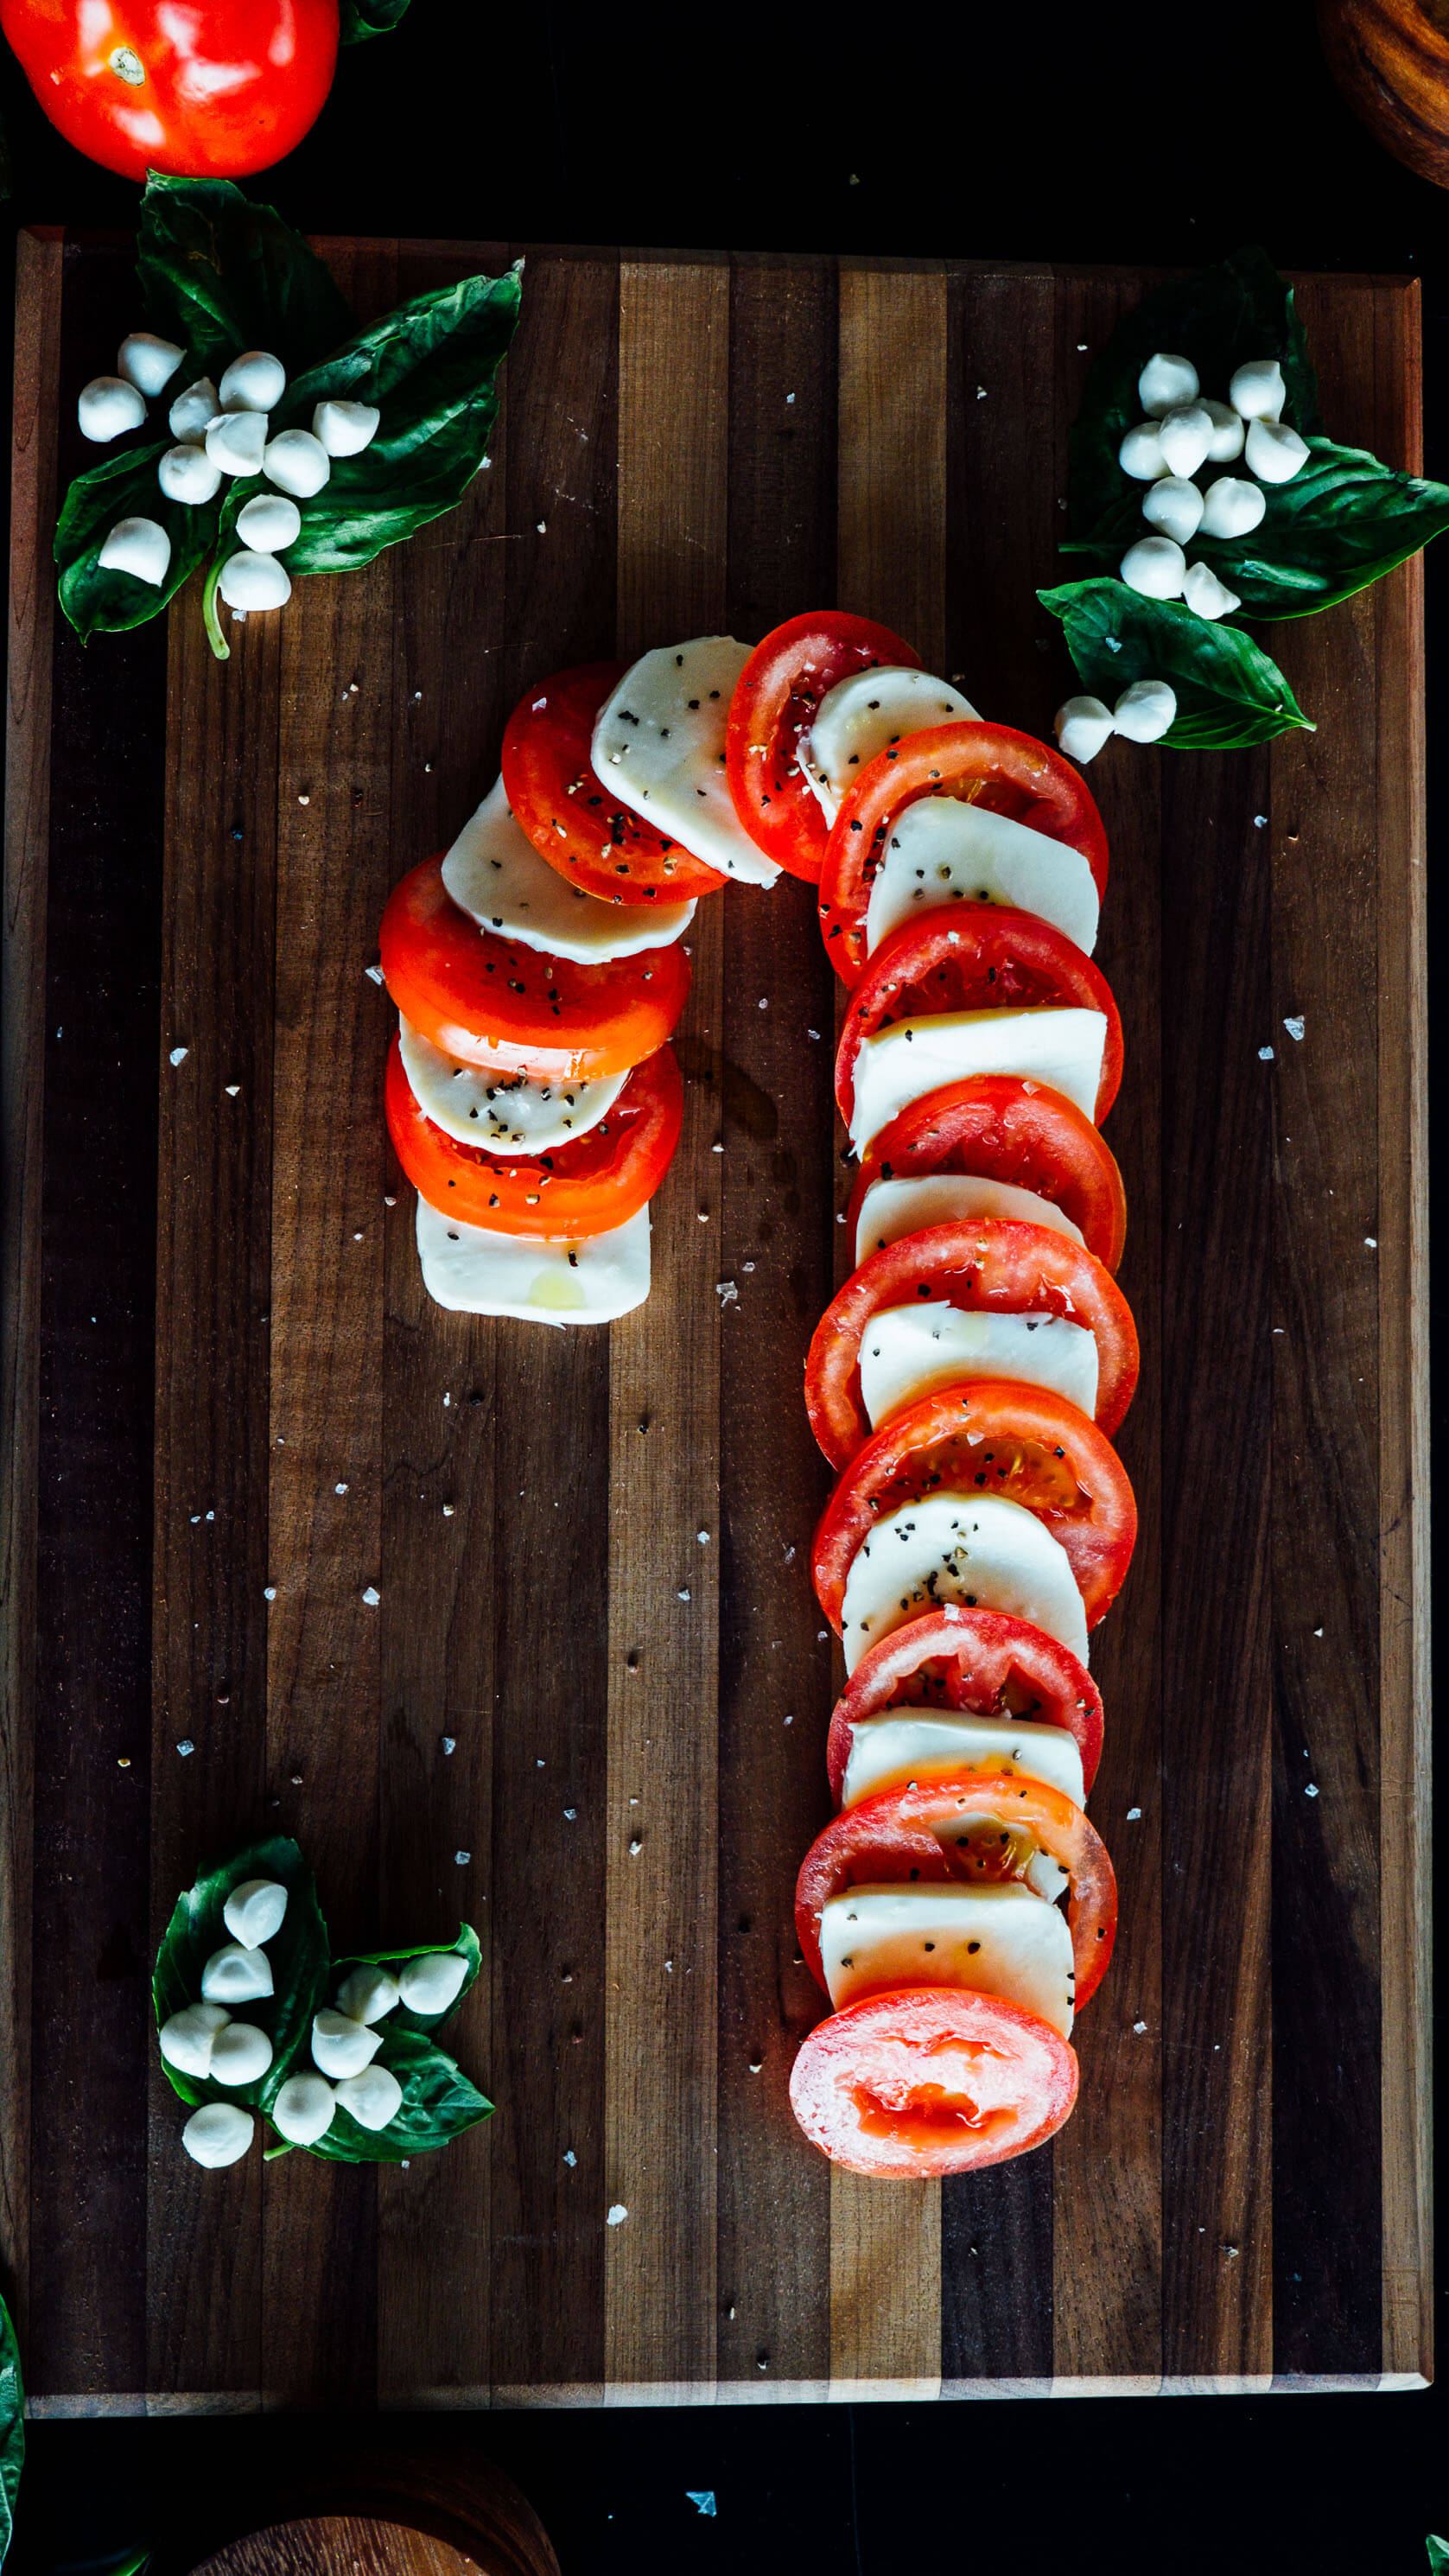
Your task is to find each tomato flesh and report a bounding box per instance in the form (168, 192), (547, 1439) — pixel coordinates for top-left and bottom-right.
(789, 1986), (1078, 2177)
(1, 0), (338, 180)
(385, 1036), (681, 1241)
(825, 1606), (1103, 1803)
(848, 1073), (1128, 1274)
(500, 662), (728, 905)
(724, 611), (922, 885)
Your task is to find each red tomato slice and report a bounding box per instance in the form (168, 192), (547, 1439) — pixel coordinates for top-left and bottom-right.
(499, 663), (728, 905)
(385, 1037), (681, 1241)
(804, 1218), (1140, 1465)
(811, 1378), (1138, 1637)
(789, 1985), (1078, 2177)
(835, 906), (1124, 1133)
(379, 855), (690, 1079)
(724, 611), (923, 885)
(848, 1074), (1128, 1275)
(825, 1606), (1103, 1803)
(817, 721), (1109, 984)
(794, 1772), (1117, 2013)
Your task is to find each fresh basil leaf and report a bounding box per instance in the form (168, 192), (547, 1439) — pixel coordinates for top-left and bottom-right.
(302, 2027), (492, 2165)
(1186, 437), (1449, 620)
(271, 268), (521, 576)
(136, 175), (356, 386)
(341, 0), (411, 35)
(1038, 577), (1313, 750)
(333, 1924), (482, 2035)
(153, 1835), (329, 2114)
(1427, 2543), (1449, 2575)
(54, 442), (215, 644)
(0, 2294), (22, 2567)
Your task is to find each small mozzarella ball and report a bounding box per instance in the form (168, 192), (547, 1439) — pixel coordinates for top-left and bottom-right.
(1113, 677), (1177, 743)
(1053, 696), (1115, 765)
(118, 331), (183, 398)
(1121, 535), (1186, 600)
(1230, 358), (1285, 423)
(1155, 403), (1214, 480)
(313, 398), (380, 457)
(264, 429), (331, 499)
(1141, 474), (1204, 545)
(169, 376), (219, 442)
(334, 2064), (404, 2133)
(1182, 560), (1242, 620)
(98, 517), (170, 586)
(1138, 352), (1199, 417)
(208, 2021), (273, 2087)
(222, 1876), (289, 1949)
(1245, 417), (1309, 485)
(1201, 398), (1245, 463)
(79, 376), (148, 442)
(236, 492), (302, 553)
(158, 442), (222, 505)
(201, 1941), (275, 2005)
(219, 349), (287, 413)
(1118, 421), (1168, 481)
(397, 1949), (468, 2016)
(312, 2007), (384, 2079)
(159, 2000), (231, 2078)
(182, 2102), (254, 2168)
(1199, 474), (1267, 539)
(206, 411), (269, 476)
(218, 551), (292, 612)
(272, 2073), (337, 2147)
(335, 1964), (401, 2025)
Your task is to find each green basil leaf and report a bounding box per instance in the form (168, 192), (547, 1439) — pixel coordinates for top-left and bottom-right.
(0, 2294), (22, 2567)
(54, 442), (215, 643)
(1038, 577), (1313, 750)
(341, 0), (411, 35)
(270, 268), (521, 576)
(332, 1924), (482, 2035)
(153, 1835), (329, 2114)
(1427, 2543), (1449, 2575)
(1186, 437), (1449, 620)
(136, 175), (355, 385)
(302, 2027), (493, 2165)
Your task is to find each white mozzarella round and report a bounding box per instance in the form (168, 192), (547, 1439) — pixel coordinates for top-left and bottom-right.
(854, 1174), (1084, 1268)
(863, 797), (1099, 961)
(397, 1015), (626, 1152)
(857, 1302), (1099, 1430)
(182, 2102), (255, 2167)
(849, 1008), (1107, 1150)
(591, 639), (779, 886)
(441, 776), (696, 961)
(840, 1708), (1085, 1811)
(839, 1488), (1090, 1673)
(819, 1880), (1075, 2033)
(798, 667), (979, 828)
(398, 1949), (468, 2013)
(416, 1193), (651, 1324)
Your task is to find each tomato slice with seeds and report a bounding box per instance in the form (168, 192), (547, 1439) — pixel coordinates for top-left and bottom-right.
(818, 721), (1109, 983)
(724, 611), (923, 885)
(789, 1985), (1078, 2177)
(500, 662), (728, 905)
(835, 906), (1124, 1133)
(848, 1073), (1127, 1274)
(805, 1218), (1140, 1465)
(379, 855), (690, 1080)
(386, 1037), (681, 1240)
(811, 1377), (1138, 1637)
(825, 1606), (1103, 1803)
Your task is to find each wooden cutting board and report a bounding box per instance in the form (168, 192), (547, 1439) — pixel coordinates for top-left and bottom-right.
(1, 233), (1430, 2407)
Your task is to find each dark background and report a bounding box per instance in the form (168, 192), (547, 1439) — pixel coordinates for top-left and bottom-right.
(0, 0), (1445, 2567)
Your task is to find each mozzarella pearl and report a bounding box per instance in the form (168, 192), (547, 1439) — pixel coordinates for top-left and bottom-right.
(118, 331), (183, 397)
(312, 2007), (384, 2078)
(264, 429), (331, 498)
(169, 376), (219, 442)
(313, 398), (380, 457)
(334, 1964), (401, 2025)
(200, 1942), (275, 2005)
(1155, 403), (1214, 479)
(1230, 358), (1285, 423)
(79, 376), (147, 442)
(1121, 535), (1186, 600)
(236, 492), (302, 552)
(272, 2074), (337, 2146)
(206, 411), (269, 476)
(334, 2064), (404, 2133)
(1182, 561), (1242, 620)
(218, 551), (292, 612)
(1199, 475), (1267, 538)
(1118, 421), (1167, 481)
(1053, 696), (1115, 764)
(397, 1949), (468, 2015)
(158, 2001), (231, 2078)
(1141, 474), (1204, 544)
(1138, 352), (1199, 417)
(1245, 417), (1310, 484)
(182, 2102), (254, 2168)
(222, 1877), (289, 1949)
(1201, 398), (1245, 462)
(158, 442), (222, 505)
(219, 349), (287, 412)
(208, 2022), (273, 2086)
(1113, 677), (1177, 743)
(98, 517), (171, 585)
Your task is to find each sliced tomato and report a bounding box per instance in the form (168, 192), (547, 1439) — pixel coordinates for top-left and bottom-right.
(379, 855), (690, 1080)
(805, 1218), (1139, 1466)
(848, 1074), (1128, 1274)
(385, 1038), (681, 1241)
(499, 663), (728, 905)
(724, 611), (923, 885)
(794, 1771), (1117, 2013)
(789, 1985), (1078, 2177)
(811, 1378), (1138, 1637)
(817, 721), (1109, 983)
(825, 1606), (1103, 1803)
(835, 906), (1123, 1133)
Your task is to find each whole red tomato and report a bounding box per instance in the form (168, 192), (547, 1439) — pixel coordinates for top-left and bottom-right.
(1, 0), (340, 180)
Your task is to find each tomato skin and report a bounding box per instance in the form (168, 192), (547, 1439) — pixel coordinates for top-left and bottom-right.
(1, 0), (338, 180)
(724, 611), (923, 885)
(804, 1217), (1140, 1465)
(789, 1985), (1078, 2177)
(835, 906), (1124, 1132)
(811, 1377), (1138, 1636)
(817, 720), (1109, 984)
(385, 1037), (681, 1242)
(500, 662), (728, 906)
(379, 855), (690, 1080)
(825, 1606), (1103, 1803)
(848, 1073), (1128, 1274)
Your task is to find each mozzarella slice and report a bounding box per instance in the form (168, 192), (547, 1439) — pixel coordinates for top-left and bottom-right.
(819, 1881), (1074, 2036)
(863, 798), (1099, 958)
(855, 1174), (1084, 1266)
(416, 1193), (651, 1324)
(799, 667), (979, 827)
(839, 1489), (1089, 1673)
(841, 1709), (1085, 1810)
(397, 1016), (626, 1152)
(441, 776), (696, 960)
(849, 1008), (1106, 1148)
(858, 1303), (1099, 1428)
(592, 639), (780, 887)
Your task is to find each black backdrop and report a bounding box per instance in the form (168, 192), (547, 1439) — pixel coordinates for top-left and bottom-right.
(0, 0), (1445, 2566)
